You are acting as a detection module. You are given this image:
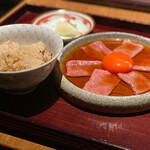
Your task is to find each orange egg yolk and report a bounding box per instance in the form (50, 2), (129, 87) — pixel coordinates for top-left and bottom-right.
(102, 52), (134, 73)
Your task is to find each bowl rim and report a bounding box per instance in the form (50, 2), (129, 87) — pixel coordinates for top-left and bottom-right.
(0, 24), (64, 74)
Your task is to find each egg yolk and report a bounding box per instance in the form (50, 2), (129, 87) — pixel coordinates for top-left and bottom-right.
(102, 52), (134, 73)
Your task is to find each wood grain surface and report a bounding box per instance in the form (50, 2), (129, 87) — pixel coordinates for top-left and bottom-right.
(0, 132), (55, 150)
(26, 0), (150, 24)
(1, 0), (150, 149)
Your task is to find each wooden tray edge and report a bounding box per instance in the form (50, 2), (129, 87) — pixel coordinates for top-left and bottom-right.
(0, 0), (26, 24)
(66, 0), (150, 13)
(0, 111), (127, 150)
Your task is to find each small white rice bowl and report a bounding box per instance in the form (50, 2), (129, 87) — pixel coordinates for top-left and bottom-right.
(0, 24), (63, 94)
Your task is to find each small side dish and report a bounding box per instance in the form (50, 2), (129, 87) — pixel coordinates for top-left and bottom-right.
(32, 9), (95, 43)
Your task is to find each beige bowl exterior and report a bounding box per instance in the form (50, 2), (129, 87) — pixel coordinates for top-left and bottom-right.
(54, 32), (150, 114)
(0, 24), (63, 94)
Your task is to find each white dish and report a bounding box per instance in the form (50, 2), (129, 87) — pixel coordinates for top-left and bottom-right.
(0, 24), (63, 94)
(32, 9), (95, 43)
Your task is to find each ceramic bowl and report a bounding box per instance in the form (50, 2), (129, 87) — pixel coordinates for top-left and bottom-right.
(32, 9), (95, 43)
(0, 24), (63, 94)
(54, 32), (150, 114)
